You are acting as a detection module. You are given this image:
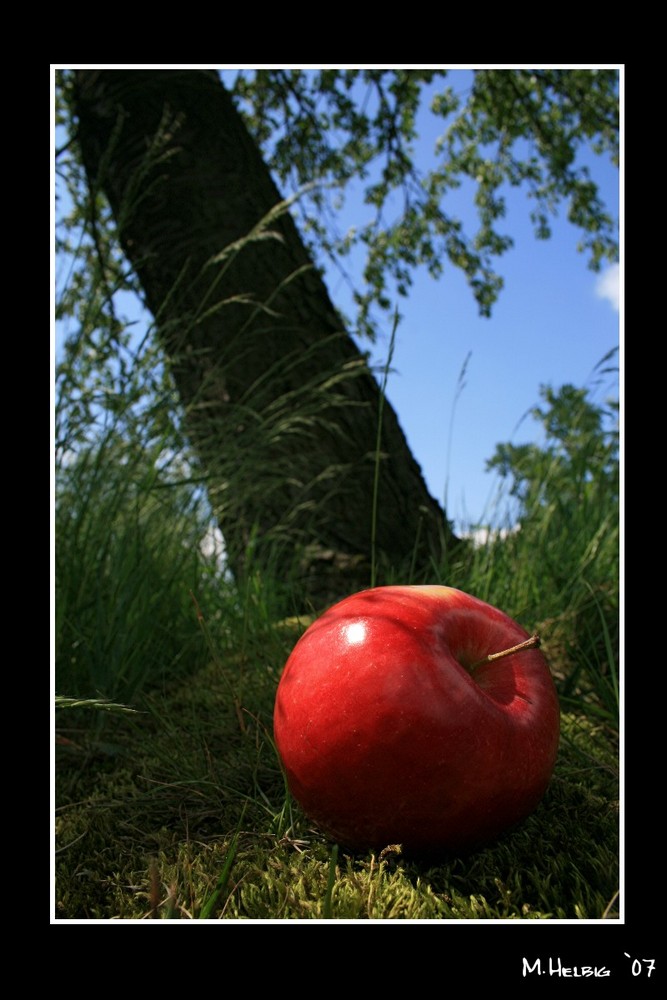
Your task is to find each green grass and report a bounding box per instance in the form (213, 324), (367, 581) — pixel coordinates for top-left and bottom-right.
(55, 437), (217, 704)
(55, 598), (618, 919)
(54, 356), (619, 921)
(54, 361), (619, 920)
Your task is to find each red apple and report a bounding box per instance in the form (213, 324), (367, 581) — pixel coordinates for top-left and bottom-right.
(273, 585), (560, 853)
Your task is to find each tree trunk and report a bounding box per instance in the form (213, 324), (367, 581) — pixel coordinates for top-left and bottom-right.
(71, 69), (458, 607)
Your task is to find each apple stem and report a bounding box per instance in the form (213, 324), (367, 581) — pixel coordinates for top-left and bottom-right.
(470, 634), (541, 671)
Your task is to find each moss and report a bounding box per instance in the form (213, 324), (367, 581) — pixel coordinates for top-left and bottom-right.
(55, 632), (619, 921)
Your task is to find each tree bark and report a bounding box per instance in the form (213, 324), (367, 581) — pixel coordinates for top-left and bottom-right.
(71, 69), (458, 607)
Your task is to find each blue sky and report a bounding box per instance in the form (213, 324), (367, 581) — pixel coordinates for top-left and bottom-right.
(342, 190), (620, 535)
(294, 70), (621, 536)
(55, 67), (621, 541)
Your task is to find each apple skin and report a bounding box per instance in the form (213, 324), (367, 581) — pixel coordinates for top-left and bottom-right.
(273, 585), (560, 853)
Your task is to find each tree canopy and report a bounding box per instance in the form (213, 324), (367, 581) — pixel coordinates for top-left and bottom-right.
(228, 68), (619, 336)
(57, 69), (619, 337)
(487, 372), (619, 513)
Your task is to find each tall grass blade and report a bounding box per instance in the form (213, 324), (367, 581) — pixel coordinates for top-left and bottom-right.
(370, 309), (398, 588)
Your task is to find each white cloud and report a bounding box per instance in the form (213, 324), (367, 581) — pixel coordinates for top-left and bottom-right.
(595, 263), (620, 312)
